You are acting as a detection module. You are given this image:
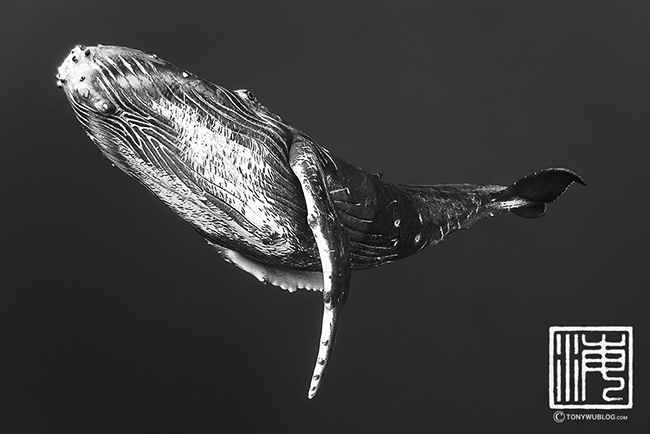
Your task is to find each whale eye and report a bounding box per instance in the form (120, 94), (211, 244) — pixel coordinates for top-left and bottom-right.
(245, 90), (257, 102)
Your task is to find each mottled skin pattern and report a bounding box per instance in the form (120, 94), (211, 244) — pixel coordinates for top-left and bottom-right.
(57, 45), (585, 398)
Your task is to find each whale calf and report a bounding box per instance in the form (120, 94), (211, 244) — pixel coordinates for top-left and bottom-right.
(57, 44), (584, 398)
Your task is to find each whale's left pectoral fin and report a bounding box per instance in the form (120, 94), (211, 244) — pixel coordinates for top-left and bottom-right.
(289, 137), (351, 399)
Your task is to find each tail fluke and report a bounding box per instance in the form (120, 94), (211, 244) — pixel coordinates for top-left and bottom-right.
(496, 168), (586, 218)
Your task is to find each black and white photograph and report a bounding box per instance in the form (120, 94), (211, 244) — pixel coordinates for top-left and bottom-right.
(2, 1), (647, 432)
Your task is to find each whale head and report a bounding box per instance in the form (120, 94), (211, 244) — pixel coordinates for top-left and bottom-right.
(56, 44), (184, 116)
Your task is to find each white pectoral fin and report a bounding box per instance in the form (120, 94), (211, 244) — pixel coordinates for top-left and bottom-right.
(289, 137), (351, 399)
(209, 243), (324, 292)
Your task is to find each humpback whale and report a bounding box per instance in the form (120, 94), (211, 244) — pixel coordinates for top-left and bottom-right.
(57, 44), (584, 398)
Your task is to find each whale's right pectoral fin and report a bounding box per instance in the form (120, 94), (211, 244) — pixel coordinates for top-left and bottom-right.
(289, 136), (351, 399)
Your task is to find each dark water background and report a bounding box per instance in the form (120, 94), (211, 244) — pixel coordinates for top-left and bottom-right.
(1, 1), (648, 433)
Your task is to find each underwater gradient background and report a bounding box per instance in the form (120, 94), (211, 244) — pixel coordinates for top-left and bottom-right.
(1, 1), (648, 433)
